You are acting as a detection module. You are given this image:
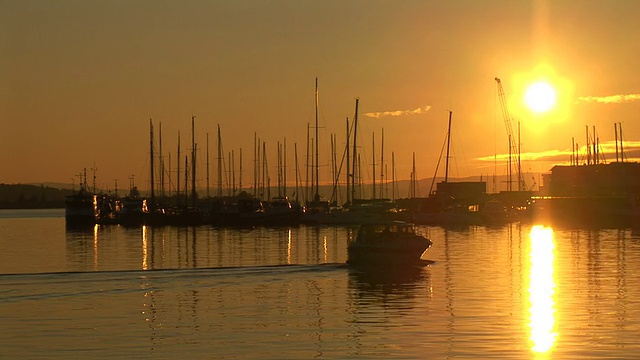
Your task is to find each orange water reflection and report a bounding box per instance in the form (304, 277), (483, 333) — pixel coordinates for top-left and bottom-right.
(93, 224), (99, 270)
(528, 225), (557, 355)
(287, 229), (292, 264)
(142, 225), (149, 270)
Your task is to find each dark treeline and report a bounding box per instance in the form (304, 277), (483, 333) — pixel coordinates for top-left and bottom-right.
(0, 184), (72, 209)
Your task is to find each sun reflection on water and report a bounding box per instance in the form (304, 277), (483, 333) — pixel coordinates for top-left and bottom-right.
(528, 225), (557, 355)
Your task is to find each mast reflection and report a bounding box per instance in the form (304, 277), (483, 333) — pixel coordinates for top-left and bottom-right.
(528, 225), (557, 354)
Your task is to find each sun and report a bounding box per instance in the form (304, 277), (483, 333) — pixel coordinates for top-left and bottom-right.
(524, 81), (557, 113)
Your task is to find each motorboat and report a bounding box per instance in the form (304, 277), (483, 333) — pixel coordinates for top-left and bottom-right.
(347, 221), (433, 265)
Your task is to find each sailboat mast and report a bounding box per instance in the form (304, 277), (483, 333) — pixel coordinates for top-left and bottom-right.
(412, 152), (416, 198)
(159, 121), (164, 199)
(233, 150), (236, 195)
(283, 139), (287, 198)
(380, 128), (385, 199)
(277, 141), (282, 197)
(331, 134), (337, 204)
(346, 117), (350, 206)
(592, 125), (596, 165)
(310, 138), (314, 199)
(585, 125), (590, 166)
(305, 124), (310, 203)
(184, 155), (188, 205)
(351, 98), (359, 202)
(257, 137), (261, 197)
(253, 133), (258, 197)
(615, 123), (619, 162)
(314, 77), (320, 201)
(518, 121), (523, 190)
(206, 133), (210, 198)
(149, 118), (155, 206)
(619, 122), (625, 162)
(191, 116), (197, 207)
(262, 141), (267, 199)
(445, 111), (452, 183)
(372, 132), (376, 200)
(392, 151), (396, 201)
(217, 125), (223, 198)
(229, 151), (233, 197)
(294, 143), (300, 203)
(177, 131), (181, 206)
(239, 148), (243, 193)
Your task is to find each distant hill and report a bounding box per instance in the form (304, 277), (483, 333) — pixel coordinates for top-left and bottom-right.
(0, 183), (73, 209)
(28, 182), (76, 190)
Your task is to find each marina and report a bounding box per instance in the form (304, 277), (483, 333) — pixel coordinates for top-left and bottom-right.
(59, 79), (640, 229)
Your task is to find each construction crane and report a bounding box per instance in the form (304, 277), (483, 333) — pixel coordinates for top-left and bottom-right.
(495, 77), (525, 191)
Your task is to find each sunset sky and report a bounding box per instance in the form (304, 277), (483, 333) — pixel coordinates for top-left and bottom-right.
(2, 0), (639, 194)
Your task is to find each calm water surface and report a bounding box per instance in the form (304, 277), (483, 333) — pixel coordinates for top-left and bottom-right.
(1, 209), (639, 358)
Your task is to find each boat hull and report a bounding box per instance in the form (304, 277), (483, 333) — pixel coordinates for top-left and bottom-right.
(347, 243), (429, 265)
(65, 192), (98, 226)
(347, 222), (432, 265)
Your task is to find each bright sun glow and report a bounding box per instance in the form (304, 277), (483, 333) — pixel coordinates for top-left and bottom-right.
(524, 82), (557, 113)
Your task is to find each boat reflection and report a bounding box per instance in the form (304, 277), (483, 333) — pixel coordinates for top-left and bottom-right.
(528, 225), (557, 354)
(348, 263), (431, 304)
(65, 223), (102, 271)
(65, 225), (349, 271)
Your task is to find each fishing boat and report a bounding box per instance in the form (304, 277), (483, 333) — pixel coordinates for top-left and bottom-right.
(65, 188), (98, 226)
(347, 221), (432, 265)
(115, 186), (149, 226)
(65, 169), (99, 226)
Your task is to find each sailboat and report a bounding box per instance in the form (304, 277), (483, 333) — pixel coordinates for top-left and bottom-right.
(302, 78), (331, 219)
(302, 97), (395, 225)
(399, 111), (487, 225)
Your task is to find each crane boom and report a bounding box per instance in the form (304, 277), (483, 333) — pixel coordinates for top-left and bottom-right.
(495, 77), (524, 191)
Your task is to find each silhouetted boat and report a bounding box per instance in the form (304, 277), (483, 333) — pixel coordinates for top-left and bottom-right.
(116, 186), (149, 226)
(65, 188), (98, 226)
(399, 112), (490, 226)
(480, 198), (510, 225)
(347, 221), (432, 265)
(210, 197), (300, 227)
(263, 197), (301, 225)
(65, 169), (98, 226)
(303, 198), (397, 225)
(412, 203), (483, 225)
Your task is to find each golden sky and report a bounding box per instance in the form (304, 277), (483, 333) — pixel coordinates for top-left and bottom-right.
(1, 0), (639, 191)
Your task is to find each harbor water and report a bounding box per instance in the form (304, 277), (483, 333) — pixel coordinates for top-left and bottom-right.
(1, 209), (639, 358)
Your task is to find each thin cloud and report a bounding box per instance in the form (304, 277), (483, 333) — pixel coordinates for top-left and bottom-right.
(477, 149), (570, 163)
(364, 105), (431, 118)
(477, 141), (640, 165)
(577, 94), (640, 104)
